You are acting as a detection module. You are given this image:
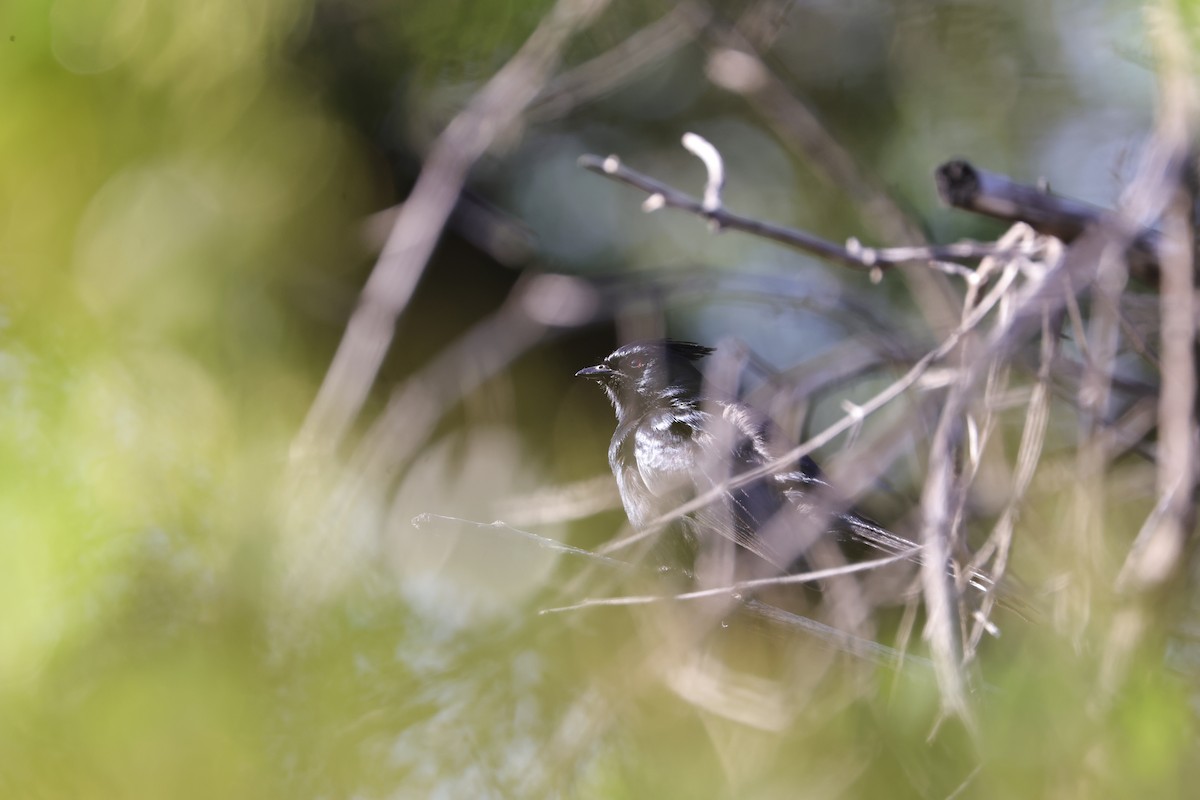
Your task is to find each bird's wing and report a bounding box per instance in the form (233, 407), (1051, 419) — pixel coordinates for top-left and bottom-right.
(633, 406), (790, 569)
(631, 407), (705, 500)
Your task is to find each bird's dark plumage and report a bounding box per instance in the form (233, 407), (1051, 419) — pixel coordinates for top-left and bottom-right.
(576, 339), (925, 584)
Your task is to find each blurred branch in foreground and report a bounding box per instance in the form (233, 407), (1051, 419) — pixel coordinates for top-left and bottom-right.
(292, 0), (611, 458)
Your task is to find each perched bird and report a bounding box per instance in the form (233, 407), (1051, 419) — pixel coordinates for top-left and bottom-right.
(575, 339), (925, 585)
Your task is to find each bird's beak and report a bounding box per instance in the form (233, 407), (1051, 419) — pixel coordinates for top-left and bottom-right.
(575, 364), (613, 381)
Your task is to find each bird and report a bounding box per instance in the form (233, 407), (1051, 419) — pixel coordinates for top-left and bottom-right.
(575, 339), (982, 592)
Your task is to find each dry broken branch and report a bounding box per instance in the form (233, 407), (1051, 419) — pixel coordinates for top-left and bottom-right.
(936, 159), (1164, 285)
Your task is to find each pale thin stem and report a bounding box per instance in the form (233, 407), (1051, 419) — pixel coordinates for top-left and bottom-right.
(540, 548), (918, 613)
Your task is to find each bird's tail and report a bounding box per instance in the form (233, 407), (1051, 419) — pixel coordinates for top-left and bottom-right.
(838, 510), (1042, 623)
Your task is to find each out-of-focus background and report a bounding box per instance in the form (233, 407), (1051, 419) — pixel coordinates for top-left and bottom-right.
(2, 0), (1195, 797)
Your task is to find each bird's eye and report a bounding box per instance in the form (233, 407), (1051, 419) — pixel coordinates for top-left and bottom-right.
(626, 357), (645, 369)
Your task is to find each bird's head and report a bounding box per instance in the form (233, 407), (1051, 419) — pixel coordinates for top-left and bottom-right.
(575, 340), (713, 419)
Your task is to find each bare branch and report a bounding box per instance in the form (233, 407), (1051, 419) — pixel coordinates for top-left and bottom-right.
(1093, 0), (1198, 701)
(966, 307), (1057, 656)
(580, 152), (1030, 273)
(1115, 183), (1196, 595)
(917, 349), (979, 729)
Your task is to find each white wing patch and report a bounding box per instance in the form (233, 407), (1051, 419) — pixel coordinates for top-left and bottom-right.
(634, 408), (709, 498)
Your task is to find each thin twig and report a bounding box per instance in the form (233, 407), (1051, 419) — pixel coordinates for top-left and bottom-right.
(742, 599), (935, 670)
(412, 513), (631, 569)
(917, 351), (978, 730)
(966, 307), (1056, 655)
(540, 548), (920, 613)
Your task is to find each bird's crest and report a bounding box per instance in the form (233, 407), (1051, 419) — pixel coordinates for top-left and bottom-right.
(663, 341), (714, 362)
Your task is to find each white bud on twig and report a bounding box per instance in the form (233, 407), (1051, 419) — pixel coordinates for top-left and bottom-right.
(681, 132), (725, 213)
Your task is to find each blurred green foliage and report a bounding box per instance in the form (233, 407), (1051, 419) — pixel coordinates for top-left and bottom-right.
(1, 0), (372, 795)
(0, 0), (1196, 797)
